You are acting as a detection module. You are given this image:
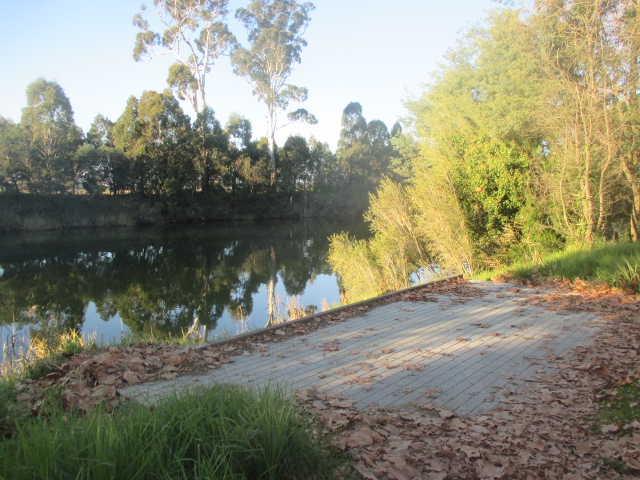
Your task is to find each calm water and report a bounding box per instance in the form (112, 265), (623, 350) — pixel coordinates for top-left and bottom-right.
(0, 219), (366, 352)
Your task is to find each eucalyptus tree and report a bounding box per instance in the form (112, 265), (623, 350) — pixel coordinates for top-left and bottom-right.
(134, 0), (236, 194)
(225, 113), (253, 192)
(19, 78), (82, 193)
(366, 119), (393, 181)
(86, 114), (115, 147)
(231, 0), (316, 186)
(75, 144), (106, 194)
(133, 0), (236, 115)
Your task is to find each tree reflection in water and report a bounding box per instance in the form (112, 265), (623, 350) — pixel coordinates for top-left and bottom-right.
(0, 219), (366, 344)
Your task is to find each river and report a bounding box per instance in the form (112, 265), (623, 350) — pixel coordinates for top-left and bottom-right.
(0, 219), (367, 356)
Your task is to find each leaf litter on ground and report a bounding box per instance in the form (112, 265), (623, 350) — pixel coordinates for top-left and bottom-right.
(11, 276), (640, 478)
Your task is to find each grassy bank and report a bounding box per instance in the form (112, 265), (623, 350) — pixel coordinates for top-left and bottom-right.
(474, 241), (640, 294)
(0, 190), (368, 232)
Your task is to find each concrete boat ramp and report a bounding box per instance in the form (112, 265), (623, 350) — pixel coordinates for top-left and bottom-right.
(120, 280), (602, 416)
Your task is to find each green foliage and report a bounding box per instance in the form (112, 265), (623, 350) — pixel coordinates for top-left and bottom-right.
(278, 135), (311, 192)
(447, 136), (534, 261)
(328, 232), (381, 302)
(0, 380), (29, 439)
(0, 385), (343, 479)
(401, 9), (552, 271)
(113, 90), (195, 196)
(613, 259), (640, 294)
(336, 102), (399, 193)
(2, 74), (386, 201)
(330, 2), (640, 298)
(19, 78), (83, 194)
(0, 117), (28, 193)
(329, 178), (431, 303)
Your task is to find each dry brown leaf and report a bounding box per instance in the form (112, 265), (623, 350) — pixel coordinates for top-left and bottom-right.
(165, 354), (184, 366)
(438, 409), (455, 419)
(123, 371), (141, 385)
(328, 398), (355, 408)
(601, 424), (620, 434)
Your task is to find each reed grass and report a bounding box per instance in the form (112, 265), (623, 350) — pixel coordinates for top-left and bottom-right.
(1, 330), (97, 381)
(0, 384), (344, 479)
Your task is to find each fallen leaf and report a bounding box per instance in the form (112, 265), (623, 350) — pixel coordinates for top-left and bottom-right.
(601, 424), (620, 434)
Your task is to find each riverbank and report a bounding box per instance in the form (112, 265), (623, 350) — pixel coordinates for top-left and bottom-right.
(0, 190), (368, 232)
(3, 277), (640, 478)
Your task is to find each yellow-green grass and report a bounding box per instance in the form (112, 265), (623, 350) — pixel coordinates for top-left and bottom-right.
(474, 241), (640, 293)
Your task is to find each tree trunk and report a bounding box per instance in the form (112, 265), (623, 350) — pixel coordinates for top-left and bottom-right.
(622, 155), (640, 241)
(267, 105), (277, 188)
(268, 135), (276, 187)
(265, 246), (277, 327)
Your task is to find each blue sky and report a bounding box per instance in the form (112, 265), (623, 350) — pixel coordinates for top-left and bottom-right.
(0, 0), (499, 149)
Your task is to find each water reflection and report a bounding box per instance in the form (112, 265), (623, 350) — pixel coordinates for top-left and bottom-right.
(0, 220), (366, 345)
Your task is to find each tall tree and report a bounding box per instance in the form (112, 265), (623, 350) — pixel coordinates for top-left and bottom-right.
(607, 0), (640, 241)
(133, 0), (236, 115)
(307, 137), (339, 189)
(366, 119), (393, 181)
(113, 96), (145, 194)
(86, 114), (115, 147)
(137, 90), (195, 195)
(336, 102), (369, 186)
(113, 92), (195, 195)
(336, 102), (395, 190)
(231, 0), (316, 186)
(20, 78), (82, 193)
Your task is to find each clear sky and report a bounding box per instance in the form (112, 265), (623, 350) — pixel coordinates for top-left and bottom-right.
(0, 0), (499, 150)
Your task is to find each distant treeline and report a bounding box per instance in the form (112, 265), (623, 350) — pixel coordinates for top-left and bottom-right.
(0, 79), (402, 203)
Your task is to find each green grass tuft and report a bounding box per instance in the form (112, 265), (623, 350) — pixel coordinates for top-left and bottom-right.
(0, 384), (344, 479)
(474, 241), (640, 292)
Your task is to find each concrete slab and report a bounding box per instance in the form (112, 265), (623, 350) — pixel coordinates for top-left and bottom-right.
(120, 280), (603, 415)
